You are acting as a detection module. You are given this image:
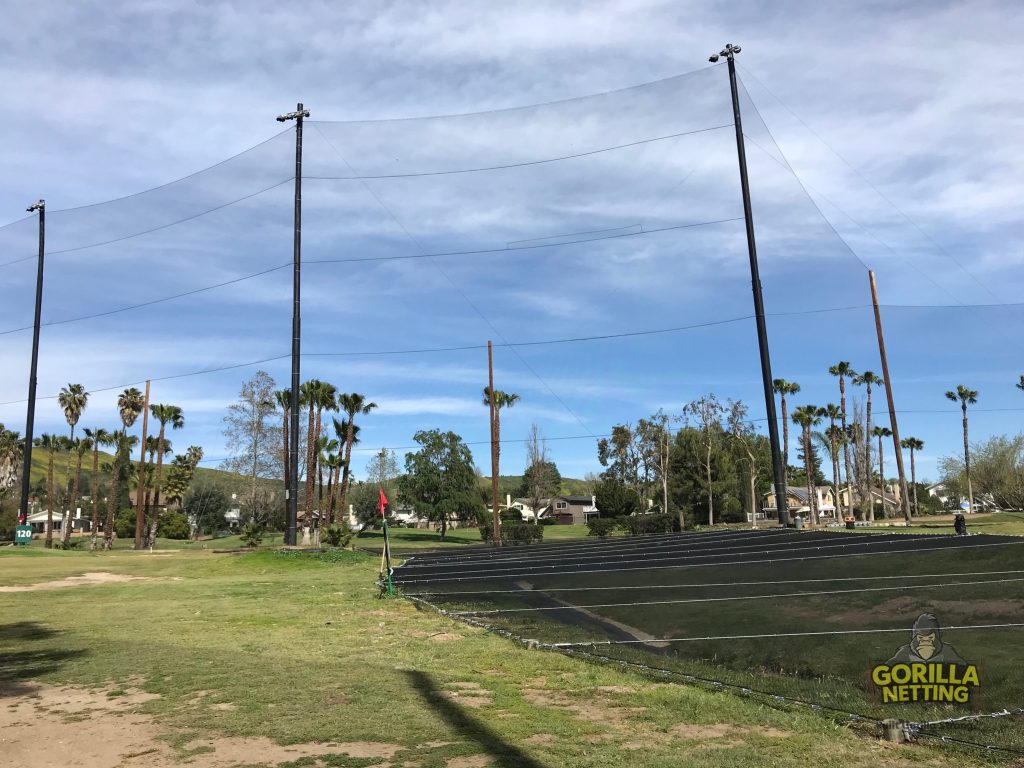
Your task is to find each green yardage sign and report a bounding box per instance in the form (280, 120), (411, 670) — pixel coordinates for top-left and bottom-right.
(14, 525), (32, 546)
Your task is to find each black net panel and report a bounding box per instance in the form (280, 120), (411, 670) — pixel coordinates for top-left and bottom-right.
(397, 529), (1024, 755)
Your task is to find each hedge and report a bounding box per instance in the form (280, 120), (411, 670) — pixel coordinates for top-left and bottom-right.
(479, 523), (544, 545)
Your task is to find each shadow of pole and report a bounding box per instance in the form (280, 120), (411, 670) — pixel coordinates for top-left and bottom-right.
(0, 622), (86, 698)
(404, 669), (547, 768)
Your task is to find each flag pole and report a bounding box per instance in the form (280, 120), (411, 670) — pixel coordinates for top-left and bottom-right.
(378, 486), (394, 595)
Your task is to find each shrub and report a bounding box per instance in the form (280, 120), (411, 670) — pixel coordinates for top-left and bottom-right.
(586, 518), (617, 538)
(617, 513), (674, 536)
(539, 517), (557, 526)
(157, 511), (190, 540)
(323, 523), (353, 548)
(499, 508), (524, 523)
(114, 508), (136, 539)
(479, 523), (543, 545)
(239, 522), (263, 548)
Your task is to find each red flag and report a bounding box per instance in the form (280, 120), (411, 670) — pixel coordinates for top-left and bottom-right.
(378, 487), (389, 517)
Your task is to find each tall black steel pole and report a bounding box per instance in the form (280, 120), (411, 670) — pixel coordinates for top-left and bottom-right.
(278, 103), (310, 546)
(711, 44), (790, 527)
(18, 200), (46, 527)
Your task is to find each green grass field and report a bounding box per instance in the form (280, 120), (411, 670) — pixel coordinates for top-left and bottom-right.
(1, 542), (1005, 767)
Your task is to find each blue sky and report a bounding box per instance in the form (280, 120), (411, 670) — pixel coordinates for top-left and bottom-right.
(1, 1), (1022, 484)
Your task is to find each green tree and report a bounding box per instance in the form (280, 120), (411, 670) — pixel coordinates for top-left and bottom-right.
(146, 404), (184, 547)
(301, 380), (337, 528)
(772, 379), (800, 478)
(819, 404), (844, 517)
(117, 388), (145, 435)
(399, 430), (482, 540)
(791, 405), (823, 526)
(0, 425), (21, 538)
(184, 484), (231, 538)
(1017, 375), (1024, 393)
(519, 424), (561, 523)
(35, 434), (64, 548)
(157, 511), (190, 540)
(83, 428), (111, 550)
(594, 478), (640, 518)
(829, 362), (858, 512)
(901, 437), (925, 516)
(597, 423), (655, 509)
(945, 385), (979, 513)
(853, 371), (883, 520)
(104, 433), (138, 549)
(222, 371), (279, 531)
(684, 394), (727, 526)
(873, 426), (893, 516)
(337, 394), (377, 525)
(163, 447), (203, 506)
(64, 437), (90, 545)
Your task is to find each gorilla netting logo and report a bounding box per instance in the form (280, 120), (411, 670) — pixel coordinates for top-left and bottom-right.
(871, 613), (979, 704)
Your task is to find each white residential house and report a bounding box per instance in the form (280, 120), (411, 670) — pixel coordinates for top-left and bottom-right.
(763, 486), (838, 520)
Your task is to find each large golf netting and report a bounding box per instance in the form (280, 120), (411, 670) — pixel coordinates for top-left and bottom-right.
(2, 64), (1020, 444)
(397, 530), (1024, 756)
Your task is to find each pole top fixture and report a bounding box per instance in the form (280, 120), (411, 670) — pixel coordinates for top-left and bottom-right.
(26, 199), (44, 213)
(277, 105), (310, 122)
(708, 43), (741, 63)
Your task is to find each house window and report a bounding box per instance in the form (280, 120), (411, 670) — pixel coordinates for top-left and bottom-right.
(555, 501), (568, 510)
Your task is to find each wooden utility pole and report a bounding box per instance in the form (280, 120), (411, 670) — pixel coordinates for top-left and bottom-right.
(487, 341), (501, 547)
(869, 272), (912, 524)
(134, 380), (151, 549)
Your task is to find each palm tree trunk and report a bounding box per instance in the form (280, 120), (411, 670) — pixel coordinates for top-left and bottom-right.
(866, 387), (875, 522)
(90, 446), (100, 551)
(148, 428), (167, 547)
(304, 403), (316, 526)
(830, 437), (841, 522)
(66, 450), (83, 545)
(281, 408), (290, 523)
(963, 407), (974, 513)
(104, 454), (121, 550)
(910, 448), (918, 516)
(840, 377), (855, 516)
(338, 423), (355, 524)
(803, 428), (815, 527)
(705, 442), (714, 526)
(45, 450), (55, 549)
(780, 396), (789, 478)
(877, 435), (886, 517)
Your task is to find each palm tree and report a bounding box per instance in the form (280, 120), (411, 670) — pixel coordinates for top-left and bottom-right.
(772, 379), (801, 477)
(336, 393), (377, 523)
(322, 451), (343, 525)
(274, 389), (292, 516)
(300, 380), (335, 528)
(853, 371), (883, 521)
(62, 437), (90, 546)
(316, 434), (339, 525)
(83, 428), (111, 550)
(829, 363), (858, 512)
(901, 437), (924, 517)
(147, 404), (184, 547)
(872, 426), (893, 516)
(946, 385), (979, 513)
(117, 388), (145, 436)
(791, 406), (822, 527)
(34, 434), (62, 548)
(819, 404), (844, 517)
(104, 433), (139, 549)
(58, 383), (89, 444)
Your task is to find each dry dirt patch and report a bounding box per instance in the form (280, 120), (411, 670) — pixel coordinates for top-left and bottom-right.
(0, 681), (405, 768)
(446, 756), (494, 768)
(0, 572), (150, 592)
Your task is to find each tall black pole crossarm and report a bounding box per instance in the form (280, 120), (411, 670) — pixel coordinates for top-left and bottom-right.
(278, 103), (310, 545)
(18, 200), (46, 528)
(709, 44), (790, 527)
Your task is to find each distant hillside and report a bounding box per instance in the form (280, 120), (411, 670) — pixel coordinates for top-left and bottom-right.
(479, 474), (592, 500)
(23, 449), (270, 497)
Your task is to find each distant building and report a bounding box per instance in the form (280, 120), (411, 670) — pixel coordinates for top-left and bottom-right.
(549, 495), (599, 525)
(763, 486), (838, 520)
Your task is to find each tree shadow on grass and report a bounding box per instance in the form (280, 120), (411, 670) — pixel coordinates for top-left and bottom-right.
(404, 670), (546, 768)
(0, 622), (86, 697)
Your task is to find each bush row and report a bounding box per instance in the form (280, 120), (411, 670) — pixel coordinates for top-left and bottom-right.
(586, 513), (676, 538)
(479, 522), (544, 545)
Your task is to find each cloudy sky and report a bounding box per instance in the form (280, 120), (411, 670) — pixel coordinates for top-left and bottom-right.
(1, 1), (1022, 486)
